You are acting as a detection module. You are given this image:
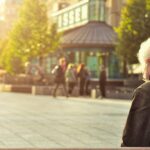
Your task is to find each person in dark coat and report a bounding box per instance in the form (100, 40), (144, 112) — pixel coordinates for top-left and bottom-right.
(99, 65), (106, 98)
(51, 57), (68, 97)
(121, 38), (150, 147)
(85, 67), (91, 95)
(77, 63), (88, 96)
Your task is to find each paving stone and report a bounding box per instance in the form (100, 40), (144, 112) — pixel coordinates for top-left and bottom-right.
(0, 92), (130, 148)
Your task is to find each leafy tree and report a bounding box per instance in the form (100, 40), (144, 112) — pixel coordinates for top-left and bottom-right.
(0, 0), (61, 73)
(116, 0), (150, 75)
(0, 39), (7, 54)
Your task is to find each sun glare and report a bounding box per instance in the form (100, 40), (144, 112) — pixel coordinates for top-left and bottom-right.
(0, 0), (4, 5)
(0, 0), (4, 9)
(0, 0), (4, 21)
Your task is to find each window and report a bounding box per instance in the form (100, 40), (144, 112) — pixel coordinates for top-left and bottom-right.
(75, 7), (81, 23)
(69, 10), (74, 25)
(88, 0), (106, 21)
(62, 13), (68, 27)
(81, 4), (88, 20)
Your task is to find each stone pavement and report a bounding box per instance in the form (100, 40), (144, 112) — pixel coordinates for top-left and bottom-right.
(0, 92), (131, 148)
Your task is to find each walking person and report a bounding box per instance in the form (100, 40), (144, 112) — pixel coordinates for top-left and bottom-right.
(51, 57), (68, 97)
(65, 63), (77, 95)
(99, 65), (106, 98)
(77, 63), (88, 96)
(121, 38), (150, 147)
(85, 67), (91, 95)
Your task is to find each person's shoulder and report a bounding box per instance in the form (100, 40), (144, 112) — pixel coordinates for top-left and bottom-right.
(132, 82), (150, 106)
(138, 81), (150, 89)
(134, 81), (150, 95)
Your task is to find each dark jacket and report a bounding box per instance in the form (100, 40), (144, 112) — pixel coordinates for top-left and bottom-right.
(121, 81), (150, 147)
(53, 65), (65, 83)
(99, 70), (106, 84)
(78, 68), (88, 80)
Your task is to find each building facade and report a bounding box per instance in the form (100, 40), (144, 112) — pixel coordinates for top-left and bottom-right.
(0, 0), (126, 79)
(48, 0), (126, 28)
(48, 0), (126, 78)
(0, 0), (126, 37)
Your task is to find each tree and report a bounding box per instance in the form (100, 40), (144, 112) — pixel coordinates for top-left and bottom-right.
(0, 0), (61, 73)
(0, 39), (7, 54)
(116, 0), (150, 75)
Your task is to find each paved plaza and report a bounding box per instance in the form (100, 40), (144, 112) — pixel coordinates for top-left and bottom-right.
(0, 92), (131, 148)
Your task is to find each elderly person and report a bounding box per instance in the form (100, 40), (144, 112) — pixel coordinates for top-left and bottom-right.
(121, 38), (150, 147)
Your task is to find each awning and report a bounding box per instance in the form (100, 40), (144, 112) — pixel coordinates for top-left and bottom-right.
(61, 21), (117, 50)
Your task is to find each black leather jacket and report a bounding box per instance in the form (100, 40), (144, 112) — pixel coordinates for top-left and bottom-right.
(121, 81), (150, 147)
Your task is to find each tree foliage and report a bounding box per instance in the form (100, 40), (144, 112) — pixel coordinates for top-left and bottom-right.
(116, 0), (150, 64)
(0, 0), (61, 73)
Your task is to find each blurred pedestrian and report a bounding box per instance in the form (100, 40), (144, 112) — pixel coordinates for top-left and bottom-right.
(77, 63), (88, 96)
(121, 38), (150, 147)
(85, 67), (91, 95)
(51, 57), (68, 97)
(99, 65), (106, 98)
(65, 63), (77, 95)
(35, 64), (45, 84)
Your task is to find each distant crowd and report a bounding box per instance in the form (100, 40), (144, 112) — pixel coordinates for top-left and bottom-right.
(25, 57), (107, 98)
(51, 57), (91, 97)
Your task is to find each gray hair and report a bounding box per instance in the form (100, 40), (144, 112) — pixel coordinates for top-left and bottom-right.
(138, 38), (150, 69)
(138, 38), (150, 81)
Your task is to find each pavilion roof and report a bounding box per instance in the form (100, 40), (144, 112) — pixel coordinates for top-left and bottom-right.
(61, 21), (117, 50)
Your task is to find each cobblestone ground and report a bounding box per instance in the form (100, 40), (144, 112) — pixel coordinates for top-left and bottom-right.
(0, 92), (131, 148)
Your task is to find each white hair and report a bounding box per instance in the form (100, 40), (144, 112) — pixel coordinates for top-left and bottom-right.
(138, 38), (150, 67)
(138, 38), (150, 81)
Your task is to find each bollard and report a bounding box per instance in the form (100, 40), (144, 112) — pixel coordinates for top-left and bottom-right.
(32, 86), (36, 95)
(91, 88), (97, 99)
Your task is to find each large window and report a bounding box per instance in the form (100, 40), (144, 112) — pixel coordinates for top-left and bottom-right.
(63, 13), (68, 27)
(75, 7), (81, 23)
(81, 4), (88, 20)
(69, 10), (74, 25)
(89, 0), (106, 21)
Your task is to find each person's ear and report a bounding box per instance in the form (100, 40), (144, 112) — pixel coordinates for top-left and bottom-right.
(144, 64), (150, 80)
